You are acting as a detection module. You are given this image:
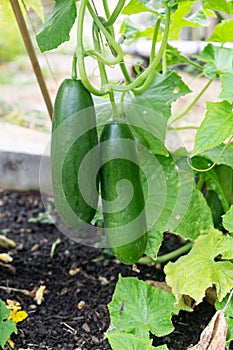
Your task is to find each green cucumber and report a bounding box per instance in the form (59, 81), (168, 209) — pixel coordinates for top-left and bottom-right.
(51, 79), (98, 227)
(99, 120), (147, 264)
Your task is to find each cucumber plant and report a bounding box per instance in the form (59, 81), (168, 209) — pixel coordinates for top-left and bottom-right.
(27, 0), (233, 348)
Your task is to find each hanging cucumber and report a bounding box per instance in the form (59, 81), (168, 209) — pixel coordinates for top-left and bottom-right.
(51, 78), (98, 227)
(99, 120), (147, 264)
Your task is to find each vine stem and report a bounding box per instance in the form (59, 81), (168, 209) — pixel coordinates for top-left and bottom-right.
(105, 0), (126, 27)
(93, 22), (118, 118)
(138, 242), (193, 265)
(169, 78), (214, 124)
(150, 17), (162, 63)
(77, 0), (106, 95)
(105, 4), (171, 94)
(72, 52), (78, 79)
(86, 2), (123, 65)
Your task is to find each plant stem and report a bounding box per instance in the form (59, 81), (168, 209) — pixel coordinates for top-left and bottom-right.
(77, 0), (106, 95)
(138, 241), (193, 265)
(92, 22), (118, 118)
(170, 78), (213, 124)
(150, 17), (162, 63)
(162, 48), (167, 74)
(106, 4), (171, 94)
(103, 0), (110, 18)
(197, 177), (205, 191)
(105, 0), (126, 27)
(87, 2), (123, 65)
(72, 52), (77, 79)
(120, 62), (132, 84)
(170, 125), (198, 130)
(109, 90), (119, 118)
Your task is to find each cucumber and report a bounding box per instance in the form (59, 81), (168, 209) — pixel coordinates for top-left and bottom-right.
(99, 120), (147, 264)
(51, 79), (98, 227)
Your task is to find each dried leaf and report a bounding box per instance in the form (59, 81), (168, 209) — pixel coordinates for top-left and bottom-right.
(34, 285), (46, 305)
(0, 253), (13, 263)
(196, 311), (228, 350)
(145, 280), (172, 293)
(0, 235), (16, 248)
(77, 301), (85, 310)
(69, 267), (80, 276)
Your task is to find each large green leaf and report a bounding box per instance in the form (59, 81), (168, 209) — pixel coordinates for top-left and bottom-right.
(108, 276), (179, 339)
(220, 73), (233, 103)
(204, 0), (233, 14)
(192, 101), (233, 156)
(165, 228), (233, 310)
(201, 143), (233, 169)
(192, 157), (233, 213)
(122, 0), (156, 15)
(106, 332), (168, 350)
(223, 205), (233, 233)
(195, 44), (233, 78)
(132, 71), (191, 121)
(36, 0), (77, 52)
(120, 18), (154, 45)
(172, 188), (213, 240)
(207, 19), (233, 43)
(169, 1), (195, 40)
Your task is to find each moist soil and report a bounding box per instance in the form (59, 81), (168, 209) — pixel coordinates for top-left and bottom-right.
(0, 189), (230, 350)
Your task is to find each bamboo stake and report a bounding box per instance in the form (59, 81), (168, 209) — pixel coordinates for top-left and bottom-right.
(9, 0), (53, 120)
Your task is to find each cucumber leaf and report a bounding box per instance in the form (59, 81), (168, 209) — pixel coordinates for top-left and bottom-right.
(132, 71), (191, 121)
(201, 143), (233, 169)
(165, 228), (233, 310)
(172, 188), (213, 240)
(108, 276), (179, 339)
(207, 19), (233, 43)
(223, 205), (233, 233)
(194, 44), (233, 78)
(192, 101), (233, 156)
(106, 332), (168, 350)
(122, 0), (157, 15)
(220, 73), (233, 103)
(36, 0), (77, 52)
(120, 18), (155, 45)
(204, 0), (233, 14)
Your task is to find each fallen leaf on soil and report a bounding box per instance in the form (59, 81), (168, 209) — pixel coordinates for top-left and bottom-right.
(7, 299), (28, 323)
(34, 285), (46, 305)
(77, 300), (85, 310)
(195, 310), (228, 350)
(0, 235), (16, 248)
(0, 253), (13, 263)
(69, 266), (80, 276)
(145, 280), (172, 293)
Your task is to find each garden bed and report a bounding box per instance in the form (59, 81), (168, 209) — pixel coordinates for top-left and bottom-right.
(0, 189), (230, 350)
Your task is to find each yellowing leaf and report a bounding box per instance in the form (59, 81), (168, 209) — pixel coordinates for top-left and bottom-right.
(34, 285), (46, 305)
(0, 253), (13, 263)
(165, 228), (233, 310)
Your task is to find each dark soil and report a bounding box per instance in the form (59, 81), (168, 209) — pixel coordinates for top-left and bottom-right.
(0, 189), (230, 350)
